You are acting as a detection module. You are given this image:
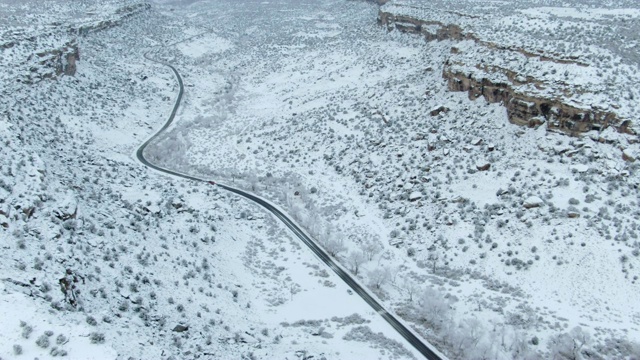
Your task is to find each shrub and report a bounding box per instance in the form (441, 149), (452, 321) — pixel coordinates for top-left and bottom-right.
(407, 247), (416, 257)
(118, 300), (129, 312)
(531, 336), (539, 345)
(21, 322), (33, 339)
(36, 334), (50, 348)
(89, 332), (105, 344)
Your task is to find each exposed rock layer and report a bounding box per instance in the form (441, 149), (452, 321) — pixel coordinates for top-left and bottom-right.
(31, 41), (80, 79)
(377, 10), (633, 135)
(11, 2), (151, 83)
(73, 3), (152, 36)
(442, 66), (624, 134)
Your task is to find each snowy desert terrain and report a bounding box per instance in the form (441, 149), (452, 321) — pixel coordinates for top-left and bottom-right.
(1, 0), (640, 359)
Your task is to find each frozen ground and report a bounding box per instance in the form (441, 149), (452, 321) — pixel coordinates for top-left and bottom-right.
(381, 0), (640, 125)
(1, 0), (640, 359)
(0, 1), (418, 359)
(145, 0), (640, 358)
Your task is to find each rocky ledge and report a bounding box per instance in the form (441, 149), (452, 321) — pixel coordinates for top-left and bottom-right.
(378, 7), (636, 137)
(2, 1), (151, 84)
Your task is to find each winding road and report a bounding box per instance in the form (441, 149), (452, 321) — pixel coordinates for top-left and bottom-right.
(136, 50), (445, 360)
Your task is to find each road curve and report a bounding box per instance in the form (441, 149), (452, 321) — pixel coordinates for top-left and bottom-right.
(136, 51), (445, 360)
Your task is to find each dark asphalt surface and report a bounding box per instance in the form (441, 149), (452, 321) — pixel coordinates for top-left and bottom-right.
(136, 50), (444, 360)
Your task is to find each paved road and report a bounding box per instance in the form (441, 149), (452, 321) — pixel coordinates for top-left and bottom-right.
(136, 50), (445, 360)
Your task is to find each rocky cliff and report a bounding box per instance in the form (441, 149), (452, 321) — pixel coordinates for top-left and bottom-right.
(4, 2), (151, 84)
(442, 65), (627, 134)
(378, 9), (635, 136)
(29, 41), (80, 79)
(73, 2), (152, 36)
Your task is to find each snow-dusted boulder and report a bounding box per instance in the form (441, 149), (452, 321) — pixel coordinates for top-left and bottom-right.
(523, 196), (544, 209)
(622, 149), (636, 162)
(572, 164), (589, 173)
(476, 161), (491, 171)
(409, 191), (422, 202)
(567, 210), (581, 218)
(430, 105), (449, 116)
(52, 192), (77, 220)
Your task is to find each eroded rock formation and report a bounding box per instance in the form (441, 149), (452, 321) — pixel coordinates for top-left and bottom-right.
(13, 2), (151, 84)
(377, 10), (633, 135)
(31, 41), (80, 79)
(443, 66), (623, 133)
(74, 2), (152, 36)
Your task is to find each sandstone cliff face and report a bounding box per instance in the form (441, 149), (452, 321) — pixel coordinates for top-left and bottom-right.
(443, 66), (623, 134)
(378, 10), (634, 136)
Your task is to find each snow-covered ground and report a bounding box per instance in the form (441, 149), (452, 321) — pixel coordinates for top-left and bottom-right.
(0, 1), (418, 359)
(1, 0), (640, 359)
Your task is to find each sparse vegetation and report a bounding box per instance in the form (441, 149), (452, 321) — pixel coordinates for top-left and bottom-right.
(0, 0), (637, 359)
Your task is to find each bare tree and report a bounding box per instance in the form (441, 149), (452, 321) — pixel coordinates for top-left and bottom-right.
(509, 330), (536, 360)
(363, 238), (381, 261)
(418, 286), (449, 330)
(548, 326), (591, 360)
(427, 250), (440, 274)
(347, 251), (366, 276)
(324, 237), (346, 257)
(367, 267), (390, 289)
(390, 264), (403, 285)
(464, 318), (484, 349)
(401, 277), (418, 302)
(247, 173), (259, 191)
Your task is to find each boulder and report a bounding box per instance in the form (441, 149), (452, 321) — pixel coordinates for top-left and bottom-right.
(53, 193), (77, 221)
(567, 210), (581, 218)
(430, 106), (449, 116)
(622, 149), (636, 162)
(523, 196), (544, 209)
(409, 191), (422, 202)
(572, 164), (590, 173)
(476, 161), (491, 171)
(173, 325), (189, 332)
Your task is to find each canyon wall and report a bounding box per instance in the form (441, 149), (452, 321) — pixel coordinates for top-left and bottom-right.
(378, 10), (634, 136)
(10, 2), (151, 84)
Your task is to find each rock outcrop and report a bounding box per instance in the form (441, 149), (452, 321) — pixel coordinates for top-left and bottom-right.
(377, 9), (634, 136)
(30, 41), (80, 79)
(378, 12), (470, 42)
(442, 66), (623, 134)
(11, 2), (151, 84)
(73, 2), (152, 36)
